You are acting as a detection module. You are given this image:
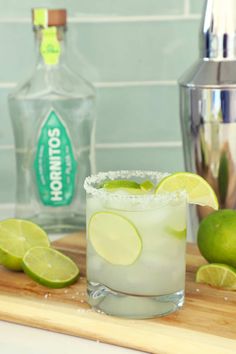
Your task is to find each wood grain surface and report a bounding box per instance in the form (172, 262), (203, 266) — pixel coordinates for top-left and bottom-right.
(0, 232), (235, 354)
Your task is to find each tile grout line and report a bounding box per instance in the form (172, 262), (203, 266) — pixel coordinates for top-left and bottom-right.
(0, 83), (16, 88)
(0, 81), (177, 89)
(96, 142), (183, 149)
(0, 14), (201, 24)
(69, 14), (201, 23)
(94, 80), (177, 88)
(0, 145), (14, 150)
(0, 142), (182, 151)
(183, 0), (190, 16)
(0, 203), (14, 211)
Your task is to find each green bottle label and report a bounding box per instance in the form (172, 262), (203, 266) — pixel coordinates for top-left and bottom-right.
(40, 27), (61, 65)
(34, 110), (77, 207)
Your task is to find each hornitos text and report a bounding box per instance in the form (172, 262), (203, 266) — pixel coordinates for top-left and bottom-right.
(48, 128), (63, 202)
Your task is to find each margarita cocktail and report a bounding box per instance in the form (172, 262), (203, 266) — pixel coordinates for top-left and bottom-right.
(84, 171), (187, 318)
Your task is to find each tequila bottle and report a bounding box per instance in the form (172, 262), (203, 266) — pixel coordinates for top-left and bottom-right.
(8, 8), (96, 233)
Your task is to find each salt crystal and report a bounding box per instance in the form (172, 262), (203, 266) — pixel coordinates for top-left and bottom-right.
(77, 309), (85, 313)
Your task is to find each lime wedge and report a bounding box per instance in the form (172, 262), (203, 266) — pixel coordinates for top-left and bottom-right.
(155, 172), (218, 209)
(89, 212), (142, 265)
(102, 180), (140, 190)
(140, 180), (154, 192)
(196, 263), (236, 290)
(0, 219), (50, 271)
(22, 246), (79, 288)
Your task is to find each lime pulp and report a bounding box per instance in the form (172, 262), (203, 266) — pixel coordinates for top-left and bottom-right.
(22, 246), (79, 288)
(196, 263), (236, 290)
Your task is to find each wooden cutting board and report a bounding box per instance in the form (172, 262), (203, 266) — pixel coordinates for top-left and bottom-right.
(0, 232), (235, 354)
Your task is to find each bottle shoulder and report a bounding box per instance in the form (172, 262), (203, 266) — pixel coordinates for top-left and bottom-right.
(179, 59), (236, 88)
(9, 65), (95, 100)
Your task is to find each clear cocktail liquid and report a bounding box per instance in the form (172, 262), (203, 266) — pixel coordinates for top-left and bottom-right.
(84, 171), (187, 319)
(8, 9), (95, 233)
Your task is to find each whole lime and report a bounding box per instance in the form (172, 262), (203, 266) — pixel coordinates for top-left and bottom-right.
(197, 209), (236, 267)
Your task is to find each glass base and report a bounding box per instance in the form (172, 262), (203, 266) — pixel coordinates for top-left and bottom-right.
(87, 281), (184, 319)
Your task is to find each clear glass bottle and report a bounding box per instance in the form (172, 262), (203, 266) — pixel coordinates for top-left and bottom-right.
(8, 8), (96, 233)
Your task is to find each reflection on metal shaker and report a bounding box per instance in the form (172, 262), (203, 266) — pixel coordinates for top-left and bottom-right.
(179, 0), (236, 236)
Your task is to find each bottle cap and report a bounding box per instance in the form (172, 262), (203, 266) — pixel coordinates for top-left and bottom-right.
(32, 8), (67, 28)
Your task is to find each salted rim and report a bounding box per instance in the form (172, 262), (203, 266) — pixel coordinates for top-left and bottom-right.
(84, 170), (186, 203)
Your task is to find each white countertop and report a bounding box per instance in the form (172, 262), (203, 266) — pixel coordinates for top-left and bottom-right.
(0, 321), (144, 354)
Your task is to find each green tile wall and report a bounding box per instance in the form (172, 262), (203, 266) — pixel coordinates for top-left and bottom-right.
(96, 147), (184, 172)
(190, 0), (205, 14)
(0, 21), (199, 82)
(70, 21), (200, 82)
(0, 88), (14, 145)
(0, 0), (185, 17)
(96, 85), (181, 143)
(0, 0), (203, 203)
(0, 149), (15, 203)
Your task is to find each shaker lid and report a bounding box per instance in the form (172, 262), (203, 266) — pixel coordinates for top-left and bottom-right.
(32, 8), (67, 27)
(200, 0), (236, 59)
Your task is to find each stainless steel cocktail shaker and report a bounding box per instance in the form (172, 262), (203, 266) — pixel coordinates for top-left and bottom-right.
(179, 0), (236, 236)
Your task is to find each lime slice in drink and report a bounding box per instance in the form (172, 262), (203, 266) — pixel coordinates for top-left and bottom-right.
(155, 172), (218, 209)
(166, 227), (187, 240)
(140, 180), (154, 192)
(22, 246), (79, 288)
(0, 219), (50, 271)
(196, 263), (236, 290)
(102, 180), (140, 190)
(89, 212), (142, 265)
(102, 179), (147, 195)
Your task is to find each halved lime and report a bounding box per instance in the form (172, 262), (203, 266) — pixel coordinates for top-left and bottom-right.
(89, 212), (142, 265)
(196, 263), (236, 290)
(0, 219), (50, 271)
(22, 246), (79, 288)
(155, 172), (219, 209)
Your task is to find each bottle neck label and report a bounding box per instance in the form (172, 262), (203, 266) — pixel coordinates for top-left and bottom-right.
(40, 27), (61, 65)
(34, 110), (77, 207)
